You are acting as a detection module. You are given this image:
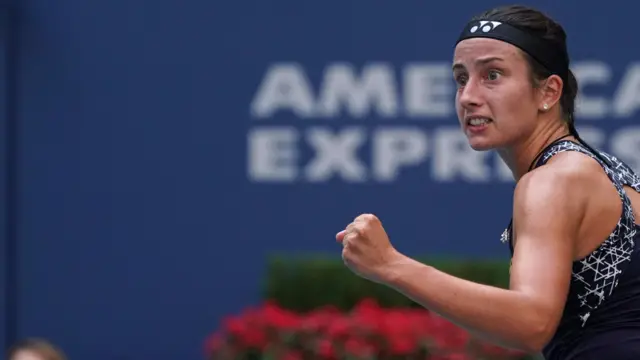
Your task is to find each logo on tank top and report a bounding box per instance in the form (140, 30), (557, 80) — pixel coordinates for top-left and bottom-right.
(500, 227), (510, 243)
(470, 21), (502, 33)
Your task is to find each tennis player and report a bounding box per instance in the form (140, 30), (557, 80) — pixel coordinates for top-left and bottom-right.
(337, 5), (640, 359)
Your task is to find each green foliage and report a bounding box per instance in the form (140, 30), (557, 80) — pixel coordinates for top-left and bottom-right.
(264, 255), (510, 312)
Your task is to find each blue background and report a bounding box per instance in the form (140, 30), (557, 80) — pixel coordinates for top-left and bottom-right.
(0, 0), (638, 359)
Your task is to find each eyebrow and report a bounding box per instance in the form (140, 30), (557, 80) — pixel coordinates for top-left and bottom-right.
(452, 56), (505, 71)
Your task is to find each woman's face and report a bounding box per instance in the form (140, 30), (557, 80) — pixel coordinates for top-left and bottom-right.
(453, 38), (543, 150)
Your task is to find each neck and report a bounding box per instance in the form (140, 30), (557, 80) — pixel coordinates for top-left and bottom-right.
(497, 123), (573, 181)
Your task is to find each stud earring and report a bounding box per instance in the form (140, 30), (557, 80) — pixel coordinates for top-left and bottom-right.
(543, 104), (549, 110)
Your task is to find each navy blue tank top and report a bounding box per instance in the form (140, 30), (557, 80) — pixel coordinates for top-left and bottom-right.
(501, 140), (640, 360)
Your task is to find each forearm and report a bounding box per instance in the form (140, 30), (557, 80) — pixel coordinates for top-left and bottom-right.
(382, 254), (551, 351)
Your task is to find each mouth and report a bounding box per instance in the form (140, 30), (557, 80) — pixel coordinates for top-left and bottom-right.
(465, 116), (493, 128)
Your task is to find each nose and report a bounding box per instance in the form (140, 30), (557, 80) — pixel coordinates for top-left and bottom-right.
(457, 77), (482, 110)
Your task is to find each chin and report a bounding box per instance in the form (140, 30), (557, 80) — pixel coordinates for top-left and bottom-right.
(467, 138), (496, 151)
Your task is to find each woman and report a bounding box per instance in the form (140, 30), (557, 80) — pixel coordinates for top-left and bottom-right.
(7, 338), (67, 360)
(337, 5), (640, 359)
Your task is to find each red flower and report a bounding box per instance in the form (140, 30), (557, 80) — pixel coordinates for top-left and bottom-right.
(344, 337), (375, 357)
(317, 338), (336, 359)
(222, 315), (268, 349)
(223, 317), (247, 336)
(206, 299), (526, 360)
(326, 316), (351, 339)
(300, 305), (340, 334)
(262, 301), (301, 330)
(282, 350), (303, 360)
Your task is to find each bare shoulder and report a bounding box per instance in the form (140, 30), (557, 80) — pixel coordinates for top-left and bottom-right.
(511, 151), (602, 250)
(515, 150), (602, 208)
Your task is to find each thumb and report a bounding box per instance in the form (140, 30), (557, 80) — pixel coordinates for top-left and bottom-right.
(336, 230), (346, 242)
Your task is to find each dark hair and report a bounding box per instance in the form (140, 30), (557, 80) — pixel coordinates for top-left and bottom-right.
(7, 338), (67, 360)
(469, 5), (616, 166)
(471, 5), (578, 129)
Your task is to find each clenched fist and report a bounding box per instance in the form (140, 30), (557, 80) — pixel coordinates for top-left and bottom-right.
(336, 214), (402, 284)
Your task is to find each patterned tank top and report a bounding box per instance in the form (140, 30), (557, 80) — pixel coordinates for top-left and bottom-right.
(500, 140), (640, 359)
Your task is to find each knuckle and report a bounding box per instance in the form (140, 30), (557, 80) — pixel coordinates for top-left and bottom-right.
(359, 213), (379, 224)
(355, 214), (368, 222)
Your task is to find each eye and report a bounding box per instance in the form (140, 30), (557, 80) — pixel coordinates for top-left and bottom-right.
(486, 69), (501, 81)
(454, 73), (468, 87)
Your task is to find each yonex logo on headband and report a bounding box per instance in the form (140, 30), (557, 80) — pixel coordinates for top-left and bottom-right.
(470, 21), (502, 33)
(457, 19), (569, 81)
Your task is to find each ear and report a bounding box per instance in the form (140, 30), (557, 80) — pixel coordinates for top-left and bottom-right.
(538, 74), (563, 112)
